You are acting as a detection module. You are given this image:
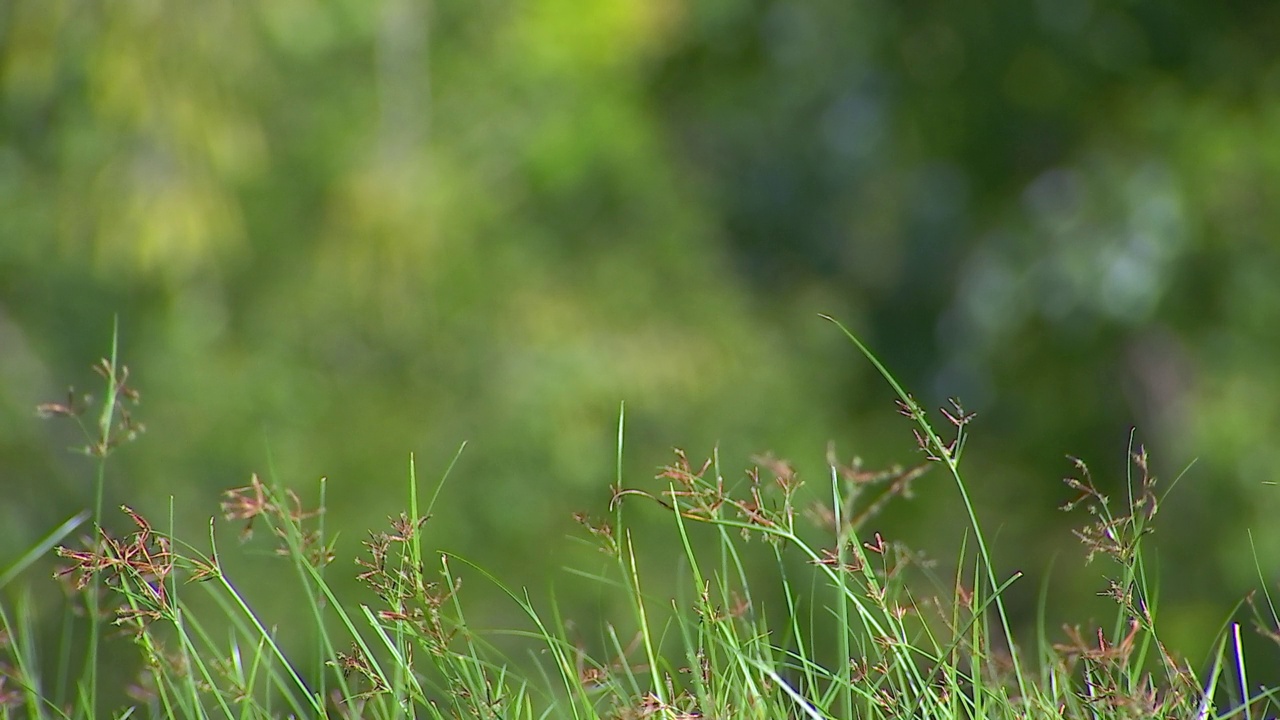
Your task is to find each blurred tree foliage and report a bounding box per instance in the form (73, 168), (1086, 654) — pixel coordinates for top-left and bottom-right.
(2, 0), (1279, 685)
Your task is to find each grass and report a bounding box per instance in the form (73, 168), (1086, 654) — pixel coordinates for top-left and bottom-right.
(1, 321), (1278, 719)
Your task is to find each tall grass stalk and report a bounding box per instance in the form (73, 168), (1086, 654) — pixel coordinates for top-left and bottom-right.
(822, 313), (1028, 700)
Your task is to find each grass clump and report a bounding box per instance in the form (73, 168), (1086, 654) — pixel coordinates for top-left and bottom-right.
(1, 322), (1277, 719)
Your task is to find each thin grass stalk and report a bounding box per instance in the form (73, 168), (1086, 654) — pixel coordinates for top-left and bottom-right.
(822, 314), (1029, 701)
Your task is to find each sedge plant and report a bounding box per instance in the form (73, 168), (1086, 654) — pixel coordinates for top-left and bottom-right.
(0, 323), (1276, 719)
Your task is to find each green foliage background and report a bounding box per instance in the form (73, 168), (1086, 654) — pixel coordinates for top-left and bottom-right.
(2, 0), (1279, 689)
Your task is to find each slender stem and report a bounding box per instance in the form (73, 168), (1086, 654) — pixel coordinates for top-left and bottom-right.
(80, 316), (121, 717)
(821, 314), (1028, 699)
